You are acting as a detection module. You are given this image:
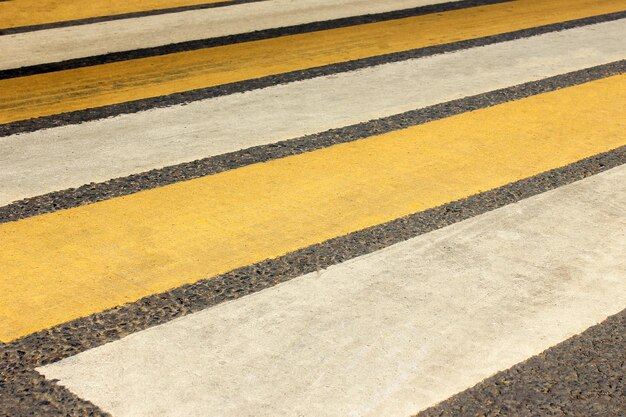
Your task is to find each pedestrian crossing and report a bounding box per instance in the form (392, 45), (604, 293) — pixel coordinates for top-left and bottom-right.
(38, 165), (626, 417)
(2, 0), (625, 125)
(1, 19), (625, 205)
(1, 73), (625, 342)
(1, 0), (625, 416)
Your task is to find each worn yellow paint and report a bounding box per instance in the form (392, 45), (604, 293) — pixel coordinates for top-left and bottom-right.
(1, 0), (624, 124)
(1, 75), (625, 342)
(0, 0), (232, 30)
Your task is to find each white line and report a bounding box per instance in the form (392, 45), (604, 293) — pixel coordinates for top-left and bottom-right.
(38, 165), (626, 417)
(1, 20), (625, 206)
(0, 0), (457, 70)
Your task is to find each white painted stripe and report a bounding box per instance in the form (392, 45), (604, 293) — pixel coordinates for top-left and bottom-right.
(0, 0), (457, 70)
(39, 165), (626, 417)
(1, 20), (625, 206)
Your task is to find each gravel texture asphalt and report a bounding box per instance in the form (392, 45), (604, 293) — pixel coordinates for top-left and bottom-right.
(417, 309), (626, 417)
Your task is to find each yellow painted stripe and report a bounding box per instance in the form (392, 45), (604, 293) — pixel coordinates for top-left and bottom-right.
(1, 0), (624, 125)
(0, 0), (232, 30)
(1, 74), (625, 342)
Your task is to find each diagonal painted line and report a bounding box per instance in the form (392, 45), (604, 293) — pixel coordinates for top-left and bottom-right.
(2, 70), (623, 343)
(2, 147), (624, 372)
(1, 10), (624, 137)
(3, 309), (623, 417)
(0, 0), (511, 77)
(11, 0), (618, 126)
(1, 60), (623, 223)
(2, 19), (624, 207)
(34, 165), (626, 417)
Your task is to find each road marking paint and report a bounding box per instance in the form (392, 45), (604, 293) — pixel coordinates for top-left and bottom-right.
(0, 75), (624, 342)
(0, 0), (233, 31)
(38, 164), (626, 417)
(0, 0), (459, 70)
(2, 20), (625, 206)
(1, 0), (624, 124)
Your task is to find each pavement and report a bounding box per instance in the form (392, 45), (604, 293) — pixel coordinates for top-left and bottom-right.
(0, 0), (625, 416)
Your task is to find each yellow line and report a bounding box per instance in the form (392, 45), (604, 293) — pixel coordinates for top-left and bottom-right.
(1, 0), (624, 125)
(0, 0), (232, 30)
(1, 74), (625, 342)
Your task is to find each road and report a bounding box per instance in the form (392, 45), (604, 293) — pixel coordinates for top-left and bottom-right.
(0, 0), (625, 416)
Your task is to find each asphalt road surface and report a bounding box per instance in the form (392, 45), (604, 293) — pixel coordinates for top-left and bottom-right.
(0, 0), (625, 416)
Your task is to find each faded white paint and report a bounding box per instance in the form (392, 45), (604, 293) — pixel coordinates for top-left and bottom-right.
(0, 0), (457, 70)
(39, 165), (626, 417)
(2, 20), (625, 205)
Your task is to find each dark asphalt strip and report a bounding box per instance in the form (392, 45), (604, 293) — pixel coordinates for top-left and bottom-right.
(0, 0), (265, 36)
(1, 11), (624, 137)
(0, 366), (109, 417)
(1, 59), (624, 224)
(0, 0), (512, 79)
(416, 309), (626, 417)
(1, 153), (624, 416)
